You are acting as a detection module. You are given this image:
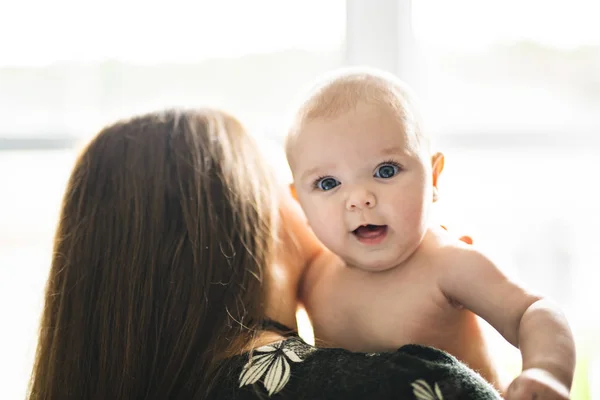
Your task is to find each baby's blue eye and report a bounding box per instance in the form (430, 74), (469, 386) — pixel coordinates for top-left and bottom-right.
(375, 164), (399, 179)
(316, 177), (340, 191)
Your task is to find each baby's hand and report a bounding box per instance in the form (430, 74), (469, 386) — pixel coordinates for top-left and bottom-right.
(440, 224), (473, 245)
(506, 368), (570, 400)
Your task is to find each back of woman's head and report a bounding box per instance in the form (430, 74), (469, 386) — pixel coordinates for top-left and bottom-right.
(29, 109), (278, 399)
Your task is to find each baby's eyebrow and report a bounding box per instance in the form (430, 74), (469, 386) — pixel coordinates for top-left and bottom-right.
(299, 165), (331, 182)
(300, 167), (323, 181)
(297, 147), (411, 181)
(380, 145), (410, 156)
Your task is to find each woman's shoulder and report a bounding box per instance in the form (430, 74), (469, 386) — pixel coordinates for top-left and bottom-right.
(211, 337), (501, 399)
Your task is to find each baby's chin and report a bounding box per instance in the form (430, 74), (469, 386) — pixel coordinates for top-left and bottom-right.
(342, 254), (403, 272)
(339, 242), (421, 272)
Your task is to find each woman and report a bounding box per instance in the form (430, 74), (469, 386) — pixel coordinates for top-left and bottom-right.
(28, 109), (500, 399)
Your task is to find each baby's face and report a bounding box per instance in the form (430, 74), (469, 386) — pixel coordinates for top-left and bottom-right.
(290, 102), (435, 271)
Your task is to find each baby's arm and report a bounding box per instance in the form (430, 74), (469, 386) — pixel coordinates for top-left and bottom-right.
(437, 242), (575, 399)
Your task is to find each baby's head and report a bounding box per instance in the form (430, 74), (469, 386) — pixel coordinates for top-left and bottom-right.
(286, 67), (443, 272)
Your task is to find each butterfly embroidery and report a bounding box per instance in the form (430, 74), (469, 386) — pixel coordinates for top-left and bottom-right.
(239, 341), (303, 396)
(412, 379), (444, 400)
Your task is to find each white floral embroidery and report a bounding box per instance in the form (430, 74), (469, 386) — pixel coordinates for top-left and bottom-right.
(239, 341), (303, 396)
(412, 379), (444, 400)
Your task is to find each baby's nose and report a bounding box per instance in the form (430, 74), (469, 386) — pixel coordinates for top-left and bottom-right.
(346, 189), (376, 210)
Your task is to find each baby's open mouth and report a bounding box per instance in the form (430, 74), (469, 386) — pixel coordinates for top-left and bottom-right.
(352, 224), (388, 240)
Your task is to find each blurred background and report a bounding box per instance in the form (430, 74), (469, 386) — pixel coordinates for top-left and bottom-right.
(0, 0), (598, 398)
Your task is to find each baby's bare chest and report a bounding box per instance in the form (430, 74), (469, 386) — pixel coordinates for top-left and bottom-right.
(304, 262), (498, 385)
(307, 265), (475, 351)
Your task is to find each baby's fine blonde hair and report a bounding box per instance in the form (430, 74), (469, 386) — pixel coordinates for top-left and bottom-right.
(285, 67), (429, 166)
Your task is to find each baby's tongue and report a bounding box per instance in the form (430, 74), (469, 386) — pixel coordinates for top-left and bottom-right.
(354, 225), (386, 238)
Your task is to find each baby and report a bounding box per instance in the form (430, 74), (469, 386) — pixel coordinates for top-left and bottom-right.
(286, 67), (575, 399)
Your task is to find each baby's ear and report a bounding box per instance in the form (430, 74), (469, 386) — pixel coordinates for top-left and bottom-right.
(431, 152), (445, 202)
(289, 183), (299, 201)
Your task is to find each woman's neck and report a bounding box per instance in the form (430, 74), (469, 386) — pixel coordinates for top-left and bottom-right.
(256, 187), (326, 349)
(229, 264), (300, 356)
(264, 261), (301, 331)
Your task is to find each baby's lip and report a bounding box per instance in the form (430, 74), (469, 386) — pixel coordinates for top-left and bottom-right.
(351, 223), (386, 233)
(351, 224), (389, 244)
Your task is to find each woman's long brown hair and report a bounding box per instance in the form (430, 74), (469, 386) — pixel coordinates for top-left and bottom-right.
(28, 109), (278, 399)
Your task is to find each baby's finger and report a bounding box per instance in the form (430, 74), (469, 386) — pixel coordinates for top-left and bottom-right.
(459, 235), (473, 245)
(439, 225), (473, 245)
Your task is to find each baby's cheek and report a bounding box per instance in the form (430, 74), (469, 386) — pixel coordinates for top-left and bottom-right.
(302, 206), (324, 230)
(396, 198), (428, 232)
(312, 213), (337, 238)
(310, 212), (342, 248)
